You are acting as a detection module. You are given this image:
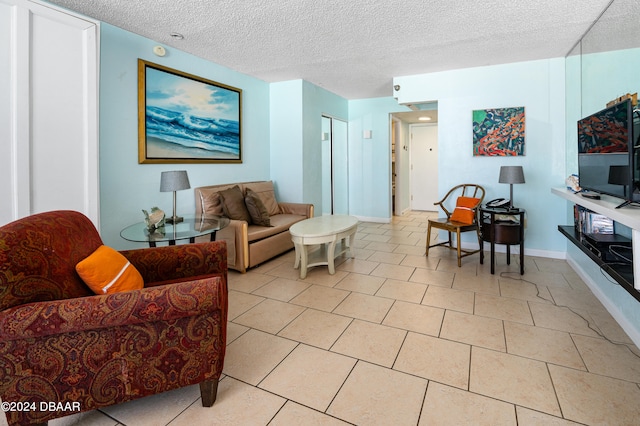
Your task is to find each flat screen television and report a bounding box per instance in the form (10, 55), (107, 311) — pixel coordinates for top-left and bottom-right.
(577, 99), (640, 208)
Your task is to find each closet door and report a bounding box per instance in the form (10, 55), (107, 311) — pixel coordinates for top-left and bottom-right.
(321, 115), (349, 215)
(1, 0), (99, 226)
(332, 119), (348, 215)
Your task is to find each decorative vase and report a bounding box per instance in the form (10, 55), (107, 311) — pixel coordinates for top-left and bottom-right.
(142, 207), (166, 232)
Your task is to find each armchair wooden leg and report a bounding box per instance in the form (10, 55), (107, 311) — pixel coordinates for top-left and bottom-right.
(426, 222), (432, 255)
(200, 379), (219, 407)
(456, 231), (462, 267)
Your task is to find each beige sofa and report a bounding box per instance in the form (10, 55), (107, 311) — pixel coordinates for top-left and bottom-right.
(195, 181), (313, 273)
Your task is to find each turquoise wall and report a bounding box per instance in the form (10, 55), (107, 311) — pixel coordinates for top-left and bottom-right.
(302, 81), (348, 213)
(396, 119), (412, 215)
(100, 23), (270, 249)
(270, 79), (348, 214)
(269, 80), (304, 202)
(391, 59), (568, 255)
(582, 48), (640, 116)
(348, 97), (412, 221)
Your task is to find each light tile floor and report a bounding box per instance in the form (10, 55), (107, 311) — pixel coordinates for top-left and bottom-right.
(12, 211), (640, 425)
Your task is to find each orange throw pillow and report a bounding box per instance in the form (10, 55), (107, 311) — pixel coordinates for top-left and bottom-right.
(450, 196), (480, 225)
(76, 245), (144, 294)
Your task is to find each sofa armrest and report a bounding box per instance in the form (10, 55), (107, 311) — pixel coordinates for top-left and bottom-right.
(220, 219), (249, 273)
(0, 278), (226, 341)
(120, 241), (227, 285)
(279, 202), (314, 218)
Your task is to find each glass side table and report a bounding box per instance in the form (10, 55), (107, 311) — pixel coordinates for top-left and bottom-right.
(121, 215), (230, 247)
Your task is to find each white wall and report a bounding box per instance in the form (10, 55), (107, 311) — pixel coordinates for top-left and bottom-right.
(393, 58), (568, 255)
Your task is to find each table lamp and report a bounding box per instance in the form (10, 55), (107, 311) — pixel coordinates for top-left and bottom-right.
(498, 166), (525, 209)
(160, 170), (190, 224)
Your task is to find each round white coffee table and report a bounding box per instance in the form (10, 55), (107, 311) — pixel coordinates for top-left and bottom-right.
(289, 215), (359, 279)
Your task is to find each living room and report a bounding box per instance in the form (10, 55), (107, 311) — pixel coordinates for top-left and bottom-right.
(93, 2), (639, 345)
(2, 0), (640, 424)
(3, 3), (640, 344)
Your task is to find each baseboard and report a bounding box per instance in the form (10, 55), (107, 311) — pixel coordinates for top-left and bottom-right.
(459, 241), (566, 260)
(566, 255), (640, 349)
(481, 243), (565, 259)
(353, 215), (391, 224)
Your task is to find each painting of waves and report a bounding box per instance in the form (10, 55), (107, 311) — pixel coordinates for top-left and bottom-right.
(139, 60), (242, 163)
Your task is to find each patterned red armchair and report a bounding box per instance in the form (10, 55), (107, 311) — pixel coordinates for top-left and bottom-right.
(0, 210), (228, 426)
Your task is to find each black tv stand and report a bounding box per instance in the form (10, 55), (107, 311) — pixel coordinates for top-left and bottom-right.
(614, 200), (640, 209)
(616, 200), (632, 209)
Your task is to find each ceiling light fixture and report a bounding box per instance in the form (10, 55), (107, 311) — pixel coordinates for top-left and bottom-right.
(418, 116), (431, 121)
(170, 32), (184, 40)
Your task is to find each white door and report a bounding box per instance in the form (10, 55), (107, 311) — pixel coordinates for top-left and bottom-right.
(410, 124), (438, 210)
(1, 0), (99, 226)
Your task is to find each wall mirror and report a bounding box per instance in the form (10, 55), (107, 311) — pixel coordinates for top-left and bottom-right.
(579, 0), (640, 114)
(566, 0), (640, 172)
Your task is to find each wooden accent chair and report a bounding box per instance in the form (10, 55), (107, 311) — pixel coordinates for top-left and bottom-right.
(0, 210), (228, 426)
(426, 184), (486, 267)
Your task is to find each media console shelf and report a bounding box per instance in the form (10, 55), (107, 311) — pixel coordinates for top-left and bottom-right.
(552, 187), (640, 301)
(557, 225), (637, 302)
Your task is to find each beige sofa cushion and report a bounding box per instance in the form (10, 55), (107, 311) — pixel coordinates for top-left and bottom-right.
(219, 185), (252, 222)
(245, 181), (280, 216)
(245, 188), (271, 226)
(197, 183), (237, 216)
(246, 214), (306, 242)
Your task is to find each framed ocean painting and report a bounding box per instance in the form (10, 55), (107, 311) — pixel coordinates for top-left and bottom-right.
(472, 106), (525, 156)
(138, 60), (242, 163)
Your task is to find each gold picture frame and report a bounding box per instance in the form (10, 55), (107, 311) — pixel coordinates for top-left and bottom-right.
(138, 59), (242, 164)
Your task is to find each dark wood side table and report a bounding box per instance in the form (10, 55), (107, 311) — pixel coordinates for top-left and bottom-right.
(479, 206), (525, 275)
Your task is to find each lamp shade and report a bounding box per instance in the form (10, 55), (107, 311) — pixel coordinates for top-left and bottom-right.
(160, 170), (190, 192)
(498, 166), (525, 184)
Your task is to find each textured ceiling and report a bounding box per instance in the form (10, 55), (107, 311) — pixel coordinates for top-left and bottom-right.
(45, 0), (615, 99)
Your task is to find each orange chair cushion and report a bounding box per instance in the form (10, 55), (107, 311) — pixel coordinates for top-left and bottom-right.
(76, 245), (144, 294)
(450, 196), (481, 224)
